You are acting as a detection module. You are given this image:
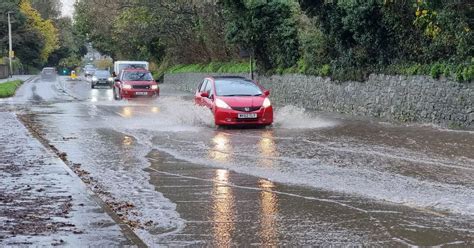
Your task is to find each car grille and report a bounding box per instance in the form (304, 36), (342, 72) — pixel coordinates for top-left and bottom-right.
(232, 106), (261, 112)
(132, 85), (150, 89)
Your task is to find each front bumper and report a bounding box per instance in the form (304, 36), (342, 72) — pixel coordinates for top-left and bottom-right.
(92, 80), (113, 86)
(121, 88), (160, 98)
(214, 106), (273, 126)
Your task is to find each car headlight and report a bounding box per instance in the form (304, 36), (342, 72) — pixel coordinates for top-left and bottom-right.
(92, 76), (98, 82)
(151, 85), (158, 90)
(215, 99), (231, 109)
(122, 84), (132, 89)
(108, 77), (114, 82)
(263, 98), (271, 108)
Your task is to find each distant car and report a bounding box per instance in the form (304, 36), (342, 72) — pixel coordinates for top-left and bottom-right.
(194, 76), (273, 126)
(113, 69), (159, 99)
(41, 67), (57, 81)
(91, 70), (113, 88)
(84, 65), (96, 77)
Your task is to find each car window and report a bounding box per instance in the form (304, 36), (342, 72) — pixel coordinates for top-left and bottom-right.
(123, 71), (153, 81)
(215, 78), (262, 96)
(119, 64), (147, 73)
(204, 80), (212, 94)
(199, 80), (208, 92)
(42, 68), (55, 74)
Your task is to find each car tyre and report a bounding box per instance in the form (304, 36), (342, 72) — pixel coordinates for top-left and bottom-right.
(113, 87), (122, 100)
(91, 84), (95, 89)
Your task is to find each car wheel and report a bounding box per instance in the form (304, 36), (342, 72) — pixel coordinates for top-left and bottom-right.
(91, 84), (95, 89)
(114, 87), (122, 100)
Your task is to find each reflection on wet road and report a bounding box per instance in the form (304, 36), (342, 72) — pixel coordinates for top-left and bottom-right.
(13, 76), (474, 246)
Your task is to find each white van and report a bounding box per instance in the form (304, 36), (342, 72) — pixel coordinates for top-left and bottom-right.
(113, 61), (149, 76)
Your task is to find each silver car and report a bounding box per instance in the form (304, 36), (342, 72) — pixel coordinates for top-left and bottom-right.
(84, 65), (96, 77)
(41, 67), (57, 81)
(91, 70), (113, 88)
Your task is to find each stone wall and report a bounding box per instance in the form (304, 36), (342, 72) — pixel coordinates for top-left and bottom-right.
(164, 73), (474, 129)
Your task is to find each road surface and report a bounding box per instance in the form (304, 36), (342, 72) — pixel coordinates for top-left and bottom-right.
(2, 76), (473, 246)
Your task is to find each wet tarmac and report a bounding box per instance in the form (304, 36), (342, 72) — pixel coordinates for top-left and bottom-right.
(3, 76), (473, 246)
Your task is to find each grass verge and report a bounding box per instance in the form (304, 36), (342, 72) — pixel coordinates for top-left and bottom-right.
(0, 80), (23, 98)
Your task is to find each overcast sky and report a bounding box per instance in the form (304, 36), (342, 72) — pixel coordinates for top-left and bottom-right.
(61, 0), (74, 17)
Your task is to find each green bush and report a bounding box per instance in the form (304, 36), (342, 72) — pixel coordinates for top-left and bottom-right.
(319, 64), (331, 77)
(430, 63), (443, 79)
(166, 61), (251, 74)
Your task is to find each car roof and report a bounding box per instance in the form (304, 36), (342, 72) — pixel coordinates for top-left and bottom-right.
(122, 68), (149, 72)
(115, 61), (148, 64)
(210, 76), (253, 82)
(212, 76), (248, 80)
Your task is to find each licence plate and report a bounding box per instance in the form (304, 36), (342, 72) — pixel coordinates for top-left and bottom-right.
(135, 92), (148, 96)
(238, 113), (257, 119)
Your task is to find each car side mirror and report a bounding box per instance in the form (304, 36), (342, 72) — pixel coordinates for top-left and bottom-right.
(155, 80), (160, 84)
(200, 92), (209, 98)
(114, 78), (120, 82)
(264, 90), (270, 96)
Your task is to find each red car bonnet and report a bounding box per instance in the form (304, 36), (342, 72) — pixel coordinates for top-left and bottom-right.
(121, 80), (156, 85)
(218, 96), (265, 108)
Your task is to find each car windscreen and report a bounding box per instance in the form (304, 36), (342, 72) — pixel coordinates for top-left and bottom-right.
(119, 64), (147, 73)
(95, 70), (110, 77)
(123, 71), (153, 81)
(42, 69), (55, 74)
(215, 79), (263, 96)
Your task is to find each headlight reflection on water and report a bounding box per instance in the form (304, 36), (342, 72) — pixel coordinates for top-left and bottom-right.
(209, 132), (232, 162)
(212, 169), (235, 246)
(258, 130), (278, 167)
(258, 179), (279, 245)
(122, 135), (133, 146)
(121, 107), (133, 118)
(151, 106), (160, 113)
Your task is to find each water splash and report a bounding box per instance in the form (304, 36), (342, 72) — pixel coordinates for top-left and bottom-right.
(274, 105), (337, 129)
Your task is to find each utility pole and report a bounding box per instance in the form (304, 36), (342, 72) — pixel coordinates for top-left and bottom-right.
(8, 11), (13, 77)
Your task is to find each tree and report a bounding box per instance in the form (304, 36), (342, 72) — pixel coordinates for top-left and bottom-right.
(30, 0), (61, 20)
(221, 0), (300, 71)
(0, 0), (45, 69)
(74, 0), (237, 64)
(19, 0), (59, 64)
(48, 17), (87, 66)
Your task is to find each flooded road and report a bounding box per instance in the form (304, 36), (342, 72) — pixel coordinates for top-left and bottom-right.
(5, 76), (473, 246)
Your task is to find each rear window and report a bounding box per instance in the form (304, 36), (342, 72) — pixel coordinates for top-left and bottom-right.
(123, 71), (153, 81)
(215, 78), (262, 96)
(42, 68), (55, 73)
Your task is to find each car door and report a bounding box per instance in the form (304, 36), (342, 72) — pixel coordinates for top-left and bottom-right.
(195, 79), (208, 105)
(115, 71), (123, 90)
(201, 79), (214, 109)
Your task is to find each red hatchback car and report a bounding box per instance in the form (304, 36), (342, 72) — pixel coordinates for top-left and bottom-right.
(113, 68), (159, 100)
(195, 76), (273, 126)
